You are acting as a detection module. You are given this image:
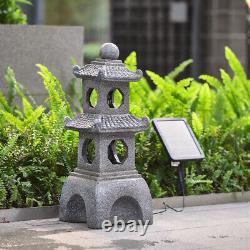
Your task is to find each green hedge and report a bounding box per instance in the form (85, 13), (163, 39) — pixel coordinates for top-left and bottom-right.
(127, 48), (250, 197)
(0, 47), (249, 208)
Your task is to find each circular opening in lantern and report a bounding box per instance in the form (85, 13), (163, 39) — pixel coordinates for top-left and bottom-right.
(82, 139), (96, 164)
(107, 88), (123, 109)
(108, 139), (128, 164)
(87, 88), (98, 108)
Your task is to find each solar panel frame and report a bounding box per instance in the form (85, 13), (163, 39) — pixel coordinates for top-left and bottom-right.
(153, 118), (205, 161)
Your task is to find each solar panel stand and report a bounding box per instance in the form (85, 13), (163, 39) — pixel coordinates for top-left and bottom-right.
(153, 118), (205, 198)
(177, 163), (186, 197)
(59, 43), (153, 229)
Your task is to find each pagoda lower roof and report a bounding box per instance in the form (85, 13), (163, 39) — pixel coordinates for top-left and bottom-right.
(64, 113), (149, 133)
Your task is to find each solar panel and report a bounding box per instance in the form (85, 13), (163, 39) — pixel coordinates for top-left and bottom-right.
(153, 118), (205, 161)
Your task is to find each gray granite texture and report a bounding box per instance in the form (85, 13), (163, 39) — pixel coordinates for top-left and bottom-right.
(0, 25), (83, 103)
(60, 176), (153, 229)
(72, 43), (141, 82)
(64, 114), (149, 132)
(59, 43), (153, 229)
(76, 132), (136, 173)
(100, 42), (119, 59)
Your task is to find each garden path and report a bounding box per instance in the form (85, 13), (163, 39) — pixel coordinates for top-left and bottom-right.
(0, 202), (250, 250)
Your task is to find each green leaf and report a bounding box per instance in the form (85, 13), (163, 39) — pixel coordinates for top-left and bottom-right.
(16, 0), (32, 5)
(22, 97), (33, 117)
(199, 74), (222, 90)
(177, 78), (193, 88)
(166, 59), (193, 79)
(196, 83), (214, 126)
(0, 89), (12, 112)
(1, 111), (24, 131)
(146, 70), (167, 90)
(24, 105), (45, 127)
(225, 47), (247, 81)
(191, 112), (203, 138)
(125, 51), (137, 71)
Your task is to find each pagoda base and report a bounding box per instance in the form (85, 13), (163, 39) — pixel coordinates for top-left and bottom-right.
(59, 174), (153, 229)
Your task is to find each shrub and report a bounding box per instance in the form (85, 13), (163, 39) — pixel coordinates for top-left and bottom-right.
(0, 47), (249, 208)
(0, 66), (78, 208)
(125, 47), (250, 197)
(0, 0), (30, 24)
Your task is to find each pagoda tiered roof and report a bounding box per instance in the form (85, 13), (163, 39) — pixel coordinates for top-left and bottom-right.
(73, 60), (142, 82)
(64, 113), (149, 133)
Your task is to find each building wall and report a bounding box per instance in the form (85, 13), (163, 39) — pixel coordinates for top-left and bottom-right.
(111, 0), (191, 77)
(200, 0), (246, 76)
(111, 0), (247, 78)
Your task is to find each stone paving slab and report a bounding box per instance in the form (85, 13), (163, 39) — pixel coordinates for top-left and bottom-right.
(0, 202), (250, 250)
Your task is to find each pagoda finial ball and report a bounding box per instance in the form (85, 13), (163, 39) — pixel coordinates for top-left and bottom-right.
(100, 43), (119, 60)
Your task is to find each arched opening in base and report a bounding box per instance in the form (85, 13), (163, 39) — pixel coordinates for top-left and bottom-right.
(110, 196), (143, 223)
(65, 194), (86, 223)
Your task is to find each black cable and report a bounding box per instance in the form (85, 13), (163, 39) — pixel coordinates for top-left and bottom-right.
(154, 165), (185, 215)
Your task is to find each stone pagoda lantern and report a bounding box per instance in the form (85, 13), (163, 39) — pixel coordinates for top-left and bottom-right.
(59, 43), (153, 229)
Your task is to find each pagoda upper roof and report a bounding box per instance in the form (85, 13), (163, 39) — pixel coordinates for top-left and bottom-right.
(64, 113), (149, 133)
(73, 60), (143, 82)
(73, 43), (143, 82)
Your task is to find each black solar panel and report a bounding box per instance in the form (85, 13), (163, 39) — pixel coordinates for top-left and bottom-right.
(153, 118), (205, 161)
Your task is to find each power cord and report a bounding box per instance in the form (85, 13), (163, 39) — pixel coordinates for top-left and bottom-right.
(154, 164), (185, 215)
